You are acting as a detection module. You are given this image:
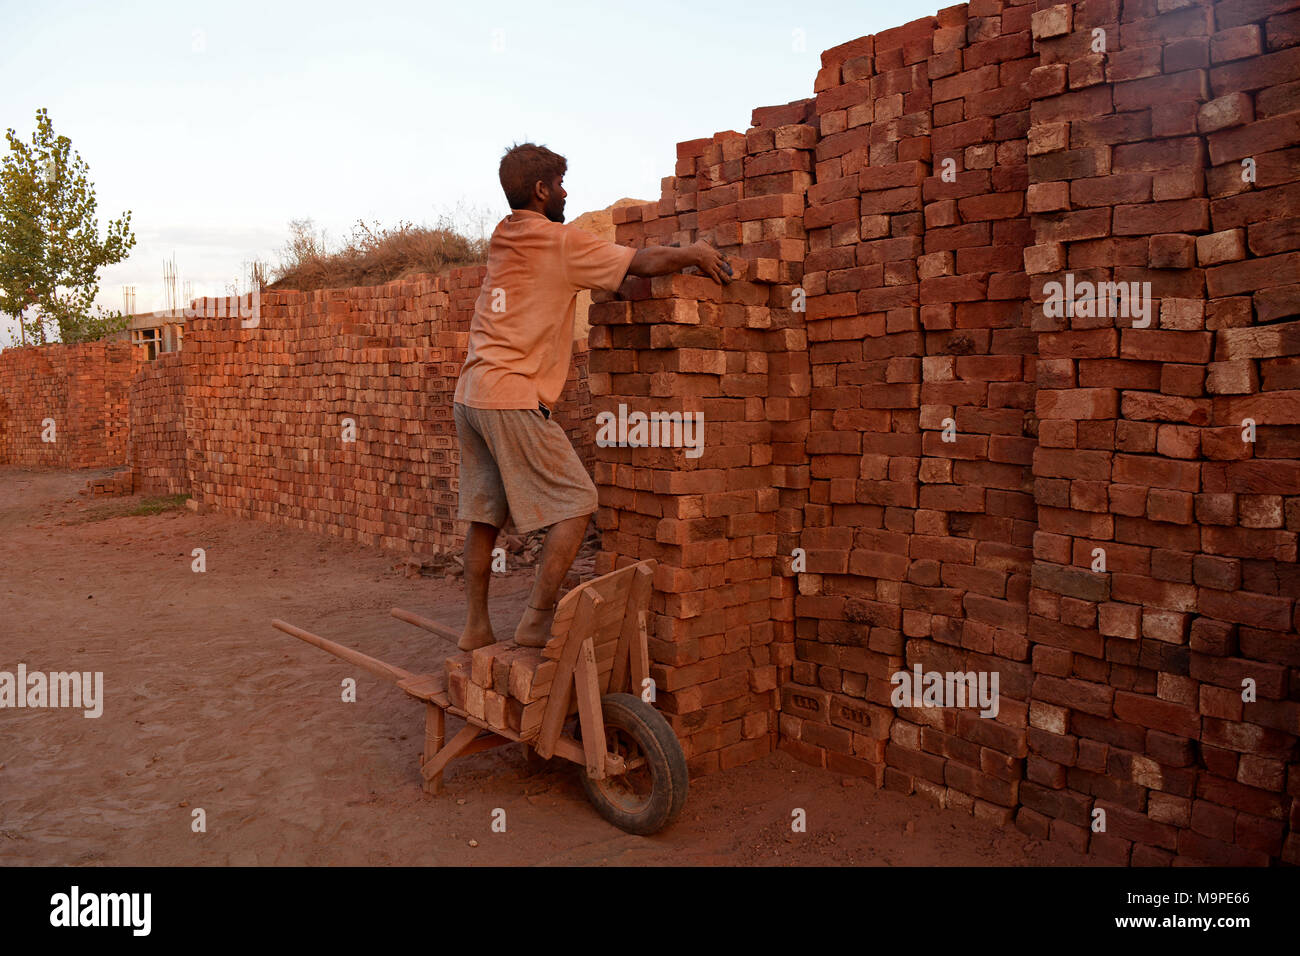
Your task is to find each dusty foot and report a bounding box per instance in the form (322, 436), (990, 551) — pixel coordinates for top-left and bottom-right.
(514, 605), (555, 647)
(458, 622), (497, 651)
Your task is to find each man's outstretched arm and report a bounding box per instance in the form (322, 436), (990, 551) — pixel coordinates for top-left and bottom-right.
(627, 240), (732, 284)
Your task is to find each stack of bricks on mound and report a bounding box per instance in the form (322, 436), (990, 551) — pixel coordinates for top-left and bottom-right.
(442, 644), (556, 737)
(0, 341), (139, 469)
(179, 270), (593, 556)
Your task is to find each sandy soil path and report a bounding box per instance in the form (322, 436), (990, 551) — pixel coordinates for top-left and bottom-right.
(0, 466), (1094, 866)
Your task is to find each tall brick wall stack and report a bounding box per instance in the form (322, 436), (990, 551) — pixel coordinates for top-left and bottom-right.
(591, 102), (819, 774)
(590, 0), (1299, 864)
(588, 273), (790, 775)
(181, 270), (593, 556)
(1020, 0), (1300, 866)
(789, 2), (1042, 817)
(129, 351), (188, 495)
(0, 341), (139, 469)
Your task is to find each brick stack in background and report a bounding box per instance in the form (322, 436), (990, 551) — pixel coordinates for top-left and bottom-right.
(92, 341), (139, 468)
(181, 266), (595, 557)
(129, 350), (188, 495)
(0, 341), (140, 469)
(0, 347), (66, 467)
(81, 468), (134, 497)
(1022, 0), (1299, 865)
(0, 268), (594, 542)
(552, 340), (596, 469)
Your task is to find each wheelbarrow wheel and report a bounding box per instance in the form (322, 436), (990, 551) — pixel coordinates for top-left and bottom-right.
(579, 693), (688, 835)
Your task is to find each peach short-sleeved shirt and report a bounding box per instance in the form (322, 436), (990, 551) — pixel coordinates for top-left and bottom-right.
(454, 209), (637, 410)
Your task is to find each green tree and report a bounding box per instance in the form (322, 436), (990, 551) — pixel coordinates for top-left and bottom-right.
(0, 108), (136, 345)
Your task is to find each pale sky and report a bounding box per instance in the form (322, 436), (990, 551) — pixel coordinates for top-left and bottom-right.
(1, 0), (943, 344)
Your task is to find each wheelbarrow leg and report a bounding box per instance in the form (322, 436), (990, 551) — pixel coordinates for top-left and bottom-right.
(421, 723), (480, 788)
(421, 703), (446, 795)
(574, 637), (607, 780)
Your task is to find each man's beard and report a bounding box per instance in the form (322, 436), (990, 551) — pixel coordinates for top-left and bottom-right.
(545, 195), (565, 223)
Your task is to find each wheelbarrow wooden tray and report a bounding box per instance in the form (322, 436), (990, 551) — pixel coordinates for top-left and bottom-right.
(272, 559), (657, 795)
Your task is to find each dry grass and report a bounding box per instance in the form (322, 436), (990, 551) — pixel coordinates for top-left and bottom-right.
(71, 494), (191, 524)
(269, 209), (492, 292)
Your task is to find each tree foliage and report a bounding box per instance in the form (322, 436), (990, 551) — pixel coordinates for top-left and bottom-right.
(0, 108), (136, 344)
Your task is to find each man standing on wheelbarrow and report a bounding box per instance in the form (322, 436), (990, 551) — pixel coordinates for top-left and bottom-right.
(453, 142), (732, 651)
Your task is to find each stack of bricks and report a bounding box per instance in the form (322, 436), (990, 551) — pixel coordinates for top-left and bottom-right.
(789, 4), (1042, 816)
(588, 271), (793, 775)
(180, 267), (595, 557)
(1022, 0), (1300, 865)
(442, 644), (554, 738)
(0, 341), (140, 469)
(587, 94), (826, 774)
(129, 350), (188, 495)
(81, 468), (134, 497)
(585, 0), (1297, 863)
(550, 342), (596, 468)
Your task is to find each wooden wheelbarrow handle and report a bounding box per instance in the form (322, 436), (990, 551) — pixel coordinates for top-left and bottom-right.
(272, 619), (413, 684)
(389, 607), (461, 643)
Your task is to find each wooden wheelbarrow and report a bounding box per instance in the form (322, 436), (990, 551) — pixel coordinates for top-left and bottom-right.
(271, 558), (688, 835)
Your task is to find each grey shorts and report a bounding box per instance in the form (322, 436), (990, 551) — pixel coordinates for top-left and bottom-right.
(454, 402), (598, 534)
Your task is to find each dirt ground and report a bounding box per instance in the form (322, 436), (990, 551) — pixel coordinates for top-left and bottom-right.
(0, 465), (1096, 867)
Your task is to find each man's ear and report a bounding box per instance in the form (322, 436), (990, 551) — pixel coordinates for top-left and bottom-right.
(533, 179), (548, 203)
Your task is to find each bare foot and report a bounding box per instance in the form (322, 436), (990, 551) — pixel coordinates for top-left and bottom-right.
(514, 605), (555, 647)
(458, 623), (497, 651)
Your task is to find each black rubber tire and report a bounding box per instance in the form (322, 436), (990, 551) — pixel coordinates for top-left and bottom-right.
(579, 693), (688, 835)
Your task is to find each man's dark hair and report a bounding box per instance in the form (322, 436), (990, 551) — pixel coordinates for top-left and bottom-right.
(499, 142), (567, 210)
